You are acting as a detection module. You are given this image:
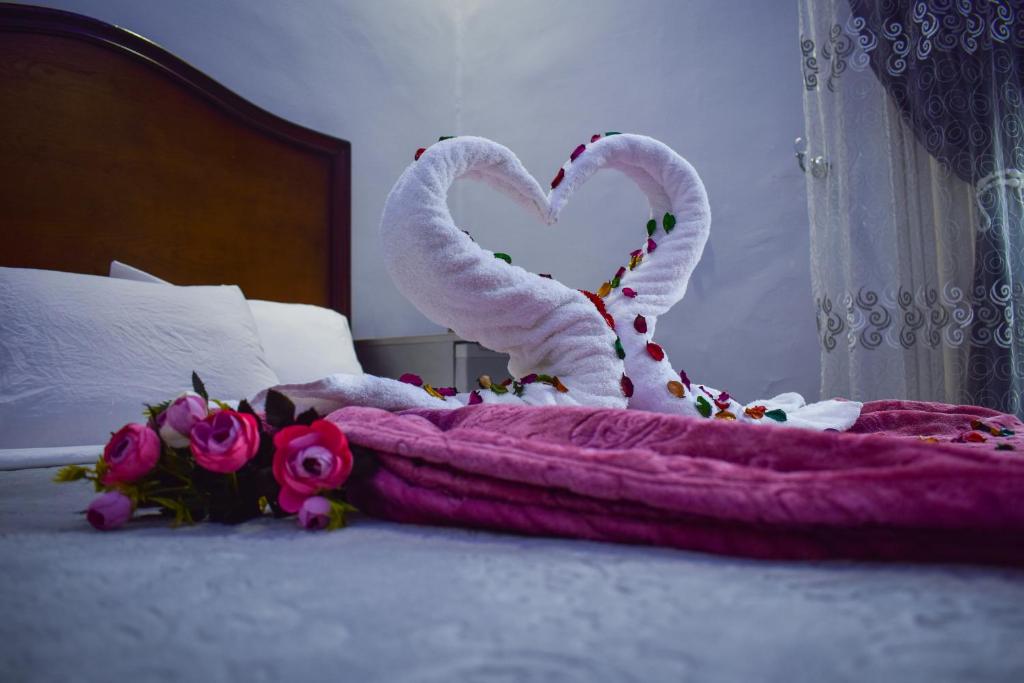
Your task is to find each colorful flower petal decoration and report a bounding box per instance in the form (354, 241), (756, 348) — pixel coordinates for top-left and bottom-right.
(622, 287), (638, 298)
(663, 212), (677, 233)
(646, 342), (665, 361)
(695, 396), (712, 418)
(493, 252), (512, 264)
(551, 167), (565, 189)
(713, 391), (731, 411)
(744, 405), (766, 420)
(399, 373), (423, 386)
(666, 380), (686, 398)
(620, 374), (635, 398)
(634, 314), (648, 334)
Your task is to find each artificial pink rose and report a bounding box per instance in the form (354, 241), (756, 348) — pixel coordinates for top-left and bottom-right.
(272, 420), (353, 513)
(297, 496), (332, 530)
(87, 491), (133, 530)
(158, 392), (208, 448)
(189, 409), (260, 473)
(102, 423), (161, 484)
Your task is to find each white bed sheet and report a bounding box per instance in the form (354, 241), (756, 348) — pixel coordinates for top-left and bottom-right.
(1, 467), (1022, 683)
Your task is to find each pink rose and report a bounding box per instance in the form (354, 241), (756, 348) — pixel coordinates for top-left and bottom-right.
(87, 491), (133, 530)
(102, 423), (160, 484)
(157, 392), (208, 448)
(297, 496), (332, 530)
(272, 421), (353, 513)
(189, 409), (260, 473)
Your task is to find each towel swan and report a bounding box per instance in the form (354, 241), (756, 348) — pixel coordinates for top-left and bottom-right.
(256, 134), (861, 431)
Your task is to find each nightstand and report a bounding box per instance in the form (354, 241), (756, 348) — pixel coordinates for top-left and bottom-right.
(354, 333), (511, 391)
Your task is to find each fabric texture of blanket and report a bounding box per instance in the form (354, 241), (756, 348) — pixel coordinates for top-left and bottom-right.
(328, 400), (1024, 565)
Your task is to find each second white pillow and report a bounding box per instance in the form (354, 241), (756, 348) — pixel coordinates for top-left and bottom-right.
(109, 261), (363, 384)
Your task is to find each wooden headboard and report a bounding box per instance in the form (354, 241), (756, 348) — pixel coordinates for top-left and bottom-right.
(0, 3), (351, 316)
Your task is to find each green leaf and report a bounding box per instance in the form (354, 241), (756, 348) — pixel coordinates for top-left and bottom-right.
(237, 399), (257, 417)
(614, 338), (625, 359)
(53, 464), (90, 483)
(493, 252), (512, 264)
(663, 212), (677, 233)
(144, 400), (171, 420)
(646, 219), (657, 237)
(150, 496), (195, 526)
(765, 409), (788, 422)
(696, 396), (712, 418)
(295, 407), (319, 426)
(191, 371), (209, 401)
(326, 499), (351, 531)
(265, 390), (296, 428)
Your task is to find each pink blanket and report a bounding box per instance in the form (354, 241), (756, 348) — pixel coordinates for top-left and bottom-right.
(328, 400), (1024, 565)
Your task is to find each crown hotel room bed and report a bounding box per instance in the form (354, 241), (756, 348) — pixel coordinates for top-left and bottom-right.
(1, 5), (1023, 683)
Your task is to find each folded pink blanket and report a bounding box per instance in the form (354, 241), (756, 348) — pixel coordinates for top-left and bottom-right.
(328, 400), (1024, 565)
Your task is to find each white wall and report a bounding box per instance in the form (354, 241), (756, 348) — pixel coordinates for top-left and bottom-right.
(23, 0), (820, 401)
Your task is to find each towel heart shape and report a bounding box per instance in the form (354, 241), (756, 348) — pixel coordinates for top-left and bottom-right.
(380, 133), (712, 415)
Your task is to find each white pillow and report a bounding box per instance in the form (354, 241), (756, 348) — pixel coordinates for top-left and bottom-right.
(110, 261), (363, 384)
(0, 267), (280, 448)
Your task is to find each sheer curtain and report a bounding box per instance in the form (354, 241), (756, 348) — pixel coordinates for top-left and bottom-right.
(798, 0), (1023, 417)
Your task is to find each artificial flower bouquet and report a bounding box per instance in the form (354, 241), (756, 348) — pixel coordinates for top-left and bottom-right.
(55, 373), (362, 532)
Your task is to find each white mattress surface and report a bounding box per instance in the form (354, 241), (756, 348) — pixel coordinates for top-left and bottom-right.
(1, 467), (1022, 683)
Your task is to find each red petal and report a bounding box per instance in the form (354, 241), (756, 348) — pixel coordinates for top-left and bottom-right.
(591, 133), (602, 143)
(634, 315), (647, 333)
(551, 168), (565, 189)
(620, 375), (634, 398)
(646, 342), (665, 361)
(622, 288), (637, 298)
(414, 148), (426, 160)
(570, 144), (585, 162)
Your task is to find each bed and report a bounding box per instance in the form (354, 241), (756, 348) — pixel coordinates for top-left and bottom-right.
(1, 4), (1022, 682)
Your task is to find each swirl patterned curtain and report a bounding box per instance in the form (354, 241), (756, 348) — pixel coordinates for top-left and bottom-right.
(798, 0), (1023, 417)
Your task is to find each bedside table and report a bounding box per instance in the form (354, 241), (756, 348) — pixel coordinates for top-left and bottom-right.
(354, 333), (511, 391)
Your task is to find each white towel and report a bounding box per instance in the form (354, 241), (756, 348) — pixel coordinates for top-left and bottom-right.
(256, 134), (860, 431)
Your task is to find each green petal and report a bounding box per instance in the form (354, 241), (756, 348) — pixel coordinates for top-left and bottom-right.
(493, 252), (512, 264)
(663, 213), (677, 233)
(646, 219), (657, 237)
(696, 396), (712, 417)
(614, 338), (625, 359)
(765, 409), (787, 422)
